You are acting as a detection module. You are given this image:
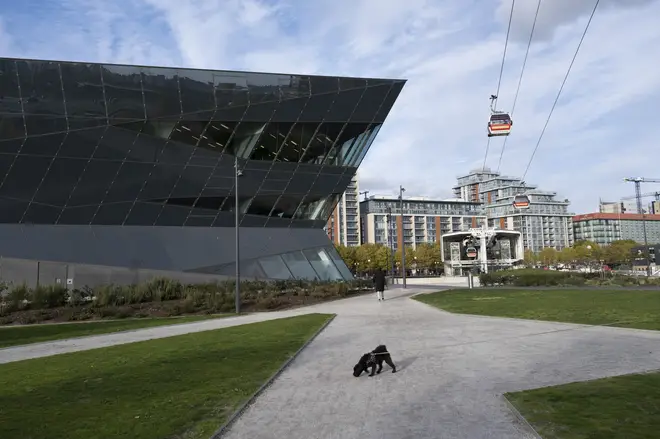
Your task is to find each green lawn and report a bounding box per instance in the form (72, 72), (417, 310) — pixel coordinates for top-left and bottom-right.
(506, 371), (660, 439)
(0, 315), (230, 349)
(0, 313), (332, 439)
(414, 288), (660, 330)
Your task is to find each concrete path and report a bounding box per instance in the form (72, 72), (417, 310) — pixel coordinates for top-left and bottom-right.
(3, 287), (660, 438)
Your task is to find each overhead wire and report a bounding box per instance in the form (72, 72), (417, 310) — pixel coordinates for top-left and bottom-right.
(481, 0), (516, 171)
(519, 0), (601, 183)
(496, 0), (542, 173)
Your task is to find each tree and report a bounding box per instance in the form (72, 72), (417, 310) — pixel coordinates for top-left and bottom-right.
(602, 239), (636, 267)
(523, 249), (538, 266)
(573, 240), (601, 268)
(558, 246), (576, 264)
(414, 243), (441, 271)
(335, 245), (357, 271)
(539, 247), (558, 265)
(394, 246), (416, 270)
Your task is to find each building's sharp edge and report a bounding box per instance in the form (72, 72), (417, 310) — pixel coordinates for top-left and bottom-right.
(209, 314), (337, 439)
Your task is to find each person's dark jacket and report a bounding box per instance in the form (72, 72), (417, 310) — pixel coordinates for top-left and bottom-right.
(373, 269), (386, 292)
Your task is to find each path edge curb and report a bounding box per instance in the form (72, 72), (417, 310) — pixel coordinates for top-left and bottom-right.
(501, 394), (543, 439)
(209, 313), (337, 439)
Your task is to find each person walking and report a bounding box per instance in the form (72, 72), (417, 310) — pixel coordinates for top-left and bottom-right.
(373, 268), (386, 301)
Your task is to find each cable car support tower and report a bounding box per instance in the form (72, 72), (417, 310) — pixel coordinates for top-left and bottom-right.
(623, 177), (660, 276)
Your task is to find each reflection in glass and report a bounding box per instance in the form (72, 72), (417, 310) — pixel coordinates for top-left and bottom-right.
(293, 193), (332, 221)
(214, 74), (249, 108)
(323, 123), (369, 166)
(303, 247), (343, 281)
(281, 251), (319, 280)
(258, 254), (293, 279)
(324, 246), (355, 280)
(100, 64), (145, 120)
(349, 124), (382, 167)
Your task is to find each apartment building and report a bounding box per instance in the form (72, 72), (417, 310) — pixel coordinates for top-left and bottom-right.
(572, 213), (660, 246)
(326, 173), (360, 246)
(453, 167), (574, 252)
(359, 196), (486, 249)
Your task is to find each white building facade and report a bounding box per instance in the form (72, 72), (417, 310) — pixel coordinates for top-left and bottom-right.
(326, 173), (360, 246)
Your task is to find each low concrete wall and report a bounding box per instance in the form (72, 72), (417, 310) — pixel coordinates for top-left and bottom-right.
(391, 276), (480, 287)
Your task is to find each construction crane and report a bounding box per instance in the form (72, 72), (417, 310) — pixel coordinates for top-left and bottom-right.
(623, 177), (660, 276)
(359, 190), (370, 201)
(620, 191), (660, 202)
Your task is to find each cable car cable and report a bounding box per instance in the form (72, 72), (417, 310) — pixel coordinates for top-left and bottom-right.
(519, 0), (600, 183)
(496, 0), (542, 173)
(481, 0), (516, 170)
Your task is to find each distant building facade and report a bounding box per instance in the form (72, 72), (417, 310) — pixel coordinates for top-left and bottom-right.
(359, 196), (486, 250)
(453, 167), (574, 252)
(572, 213), (660, 246)
(326, 173), (360, 246)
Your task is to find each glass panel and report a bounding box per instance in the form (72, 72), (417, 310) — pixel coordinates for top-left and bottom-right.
(324, 245), (355, 280)
(213, 74), (249, 109)
(248, 122), (292, 161)
(258, 255), (293, 280)
(309, 76), (339, 94)
(278, 122), (317, 163)
(100, 64), (145, 121)
(349, 124), (381, 167)
(0, 116), (26, 143)
(299, 122), (343, 165)
(0, 59), (23, 114)
(22, 203), (62, 225)
(350, 84), (390, 123)
(140, 67), (182, 119)
(0, 155), (51, 200)
(269, 194), (305, 218)
(344, 126), (375, 166)
(293, 193), (334, 221)
(232, 122), (267, 158)
(66, 159), (122, 207)
(375, 82), (404, 122)
(0, 199), (28, 223)
(322, 123), (369, 166)
(60, 63), (108, 129)
(278, 75), (311, 100)
(245, 73), (283, 104)
(245, 194), (280, 216)
(303, 247), (343, 281)
(16, 60), (65, 117)
(33, 157), (88, 206)
(178, 70), (215, 115)
(281, 251), (320, 280)
(318, 193), (342, 221)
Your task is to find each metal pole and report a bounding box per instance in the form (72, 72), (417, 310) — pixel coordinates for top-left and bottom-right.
(633, 181), (652, 277)
(235, 156), (241, 313)
(399, 185), (407, 289)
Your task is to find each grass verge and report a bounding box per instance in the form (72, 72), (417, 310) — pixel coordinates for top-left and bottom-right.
(0, 314), (229, 349)
(414, 288), (660, 330)
(506, 371), (660, 439)
(0, 313), (333, 439)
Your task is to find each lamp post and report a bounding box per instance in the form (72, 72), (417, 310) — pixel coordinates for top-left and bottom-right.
(234, 156), (243, 314)
(399, 185), (407, 289)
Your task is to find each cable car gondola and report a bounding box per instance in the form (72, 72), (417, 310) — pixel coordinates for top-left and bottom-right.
(466, 246), (478, 258)
(512, 194), (530, 210)
(487, 94), (513, 137)
(488, 112), (513, 137)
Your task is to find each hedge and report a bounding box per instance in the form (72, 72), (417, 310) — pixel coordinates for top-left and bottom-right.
(479, 269), (660, 287)
(0, 278), (373, 323)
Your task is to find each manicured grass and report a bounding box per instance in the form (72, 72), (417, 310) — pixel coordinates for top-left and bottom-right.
(0, 315), (230, 349)
(414, 288), (660, 330)
(506, 371), (660, 439)
(0, 313), (332, 439)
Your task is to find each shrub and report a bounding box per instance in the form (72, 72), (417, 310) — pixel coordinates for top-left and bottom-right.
(5, 283), (31, 312)
(30, 284), (69, 309)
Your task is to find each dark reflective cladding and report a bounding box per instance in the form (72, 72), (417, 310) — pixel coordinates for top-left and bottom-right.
(0, 57), (405, 227)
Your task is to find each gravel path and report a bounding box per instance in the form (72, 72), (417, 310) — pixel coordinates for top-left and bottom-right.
(3, 287), (660, 438)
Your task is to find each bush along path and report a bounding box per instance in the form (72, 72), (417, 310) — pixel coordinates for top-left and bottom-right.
(0, 278), (372, 325)
(479, 268), (660, 288)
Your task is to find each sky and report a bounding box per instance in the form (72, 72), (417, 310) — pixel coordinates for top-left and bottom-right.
(1, 0), (659, 214)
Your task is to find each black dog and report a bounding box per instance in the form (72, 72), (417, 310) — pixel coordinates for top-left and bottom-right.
(353, 344), (397, 377)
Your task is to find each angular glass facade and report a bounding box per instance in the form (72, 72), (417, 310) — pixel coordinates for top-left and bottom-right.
(0, 58), (405, 282)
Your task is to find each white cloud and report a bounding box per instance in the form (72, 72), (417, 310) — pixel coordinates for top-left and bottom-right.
(1, 0), (659, 213)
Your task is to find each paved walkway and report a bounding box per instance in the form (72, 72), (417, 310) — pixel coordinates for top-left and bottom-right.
(3, 288), (660, 438)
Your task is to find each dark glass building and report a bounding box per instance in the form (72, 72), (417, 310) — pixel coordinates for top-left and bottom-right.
(0, 57), (405, 282)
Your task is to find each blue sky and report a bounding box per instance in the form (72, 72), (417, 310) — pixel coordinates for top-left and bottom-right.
(1, 0), (659, 213)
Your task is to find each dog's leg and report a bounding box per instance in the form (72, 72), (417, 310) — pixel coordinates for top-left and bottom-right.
(384, 354), (397, 373)
(376, 360), (383, 374)
(368, 364), (377, 376)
